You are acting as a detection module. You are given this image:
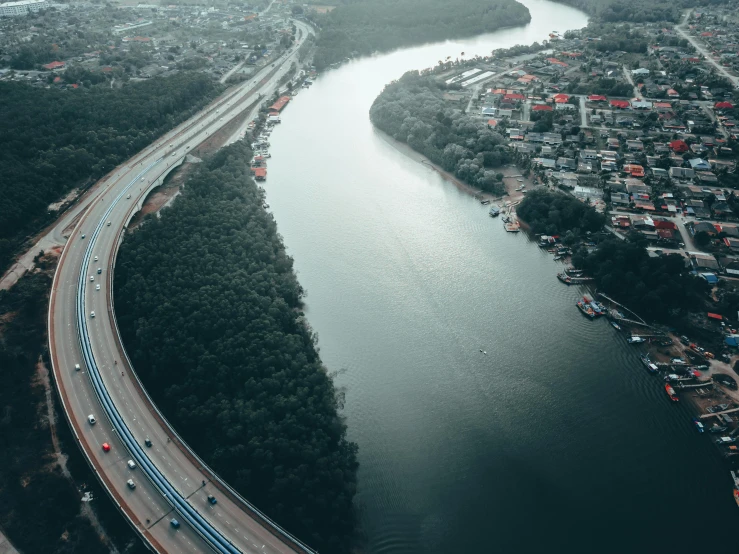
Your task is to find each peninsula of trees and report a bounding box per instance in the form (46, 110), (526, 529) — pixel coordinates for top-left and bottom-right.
(518, 190), (709, 321)
(114, 142), (359, 554)
(370, 71), (511, 195)
(310, 0), (531, 70)
(0, 73), (222, 275)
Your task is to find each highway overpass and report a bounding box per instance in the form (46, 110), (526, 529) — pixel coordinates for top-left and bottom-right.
(48, 21), (318, 554)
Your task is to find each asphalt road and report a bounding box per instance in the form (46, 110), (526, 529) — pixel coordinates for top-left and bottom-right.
(49, 21), (315, 554)
(676, 9), (739, 88)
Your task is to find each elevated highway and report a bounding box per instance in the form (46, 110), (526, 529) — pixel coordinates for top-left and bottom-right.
(48, 21), (317, 554)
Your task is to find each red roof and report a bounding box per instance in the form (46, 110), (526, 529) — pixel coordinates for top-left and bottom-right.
(42, 61), (65, 70)
(610, 100), (630, 109)
(715, 101), (733, 109)
(504, 93), (525, 101)
(252, 167), (267, 177)
(588, 94), (607, 102)
(707, 312), (723, 320)
(669, 140), (689, 153)
(268, 95), (291, 113)
(487, 119), (498, 127)
(553, 93), (570, 103)
(532, 104), (553, 111)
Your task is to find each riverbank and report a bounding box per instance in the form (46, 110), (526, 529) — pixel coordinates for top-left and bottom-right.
(375, 128), (533, 204)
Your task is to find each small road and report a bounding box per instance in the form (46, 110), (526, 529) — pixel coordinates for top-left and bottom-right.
(621, 65), (640, 98)
(676, 9), (739, 88)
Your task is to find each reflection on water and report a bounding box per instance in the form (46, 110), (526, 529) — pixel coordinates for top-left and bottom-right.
(262, 1), (738, 551)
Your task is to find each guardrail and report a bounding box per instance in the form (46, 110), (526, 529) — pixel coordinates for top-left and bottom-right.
(77, 160), (241, 554)
(109, 139), (318, 554)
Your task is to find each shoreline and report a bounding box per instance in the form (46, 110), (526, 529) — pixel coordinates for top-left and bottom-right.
(373, 127), (531, 204)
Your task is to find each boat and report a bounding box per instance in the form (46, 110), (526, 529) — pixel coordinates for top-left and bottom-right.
(611, 321), (621, 331)
(692, 418), (705, 433)
(480, 199), (490, 205)
(731, 470), (739, 488)
(664, 383), (679, 401)
(627, 336), (646, 344)
(553, 255), (562, 261)
(710, 426), (728, 434)
(640, 354), (658, 373)
(489, 204), (501, 217)
(734, 489), (739, 508)
(576, 298), (596, 319)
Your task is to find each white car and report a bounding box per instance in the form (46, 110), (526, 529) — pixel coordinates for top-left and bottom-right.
(126, 194), (131, 199)
(127, 460), (137, 470)
(90, 276), (94, 282)
(90, 311), (95, 318)
(87, 414), (96, 425)
(96, 284), (101, 291)
(107, 221), (111, 226)
(127, 479), (136, 490)
(94, 256), (98, 262)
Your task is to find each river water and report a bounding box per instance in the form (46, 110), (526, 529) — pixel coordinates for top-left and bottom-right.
(263, 1), (737, 551)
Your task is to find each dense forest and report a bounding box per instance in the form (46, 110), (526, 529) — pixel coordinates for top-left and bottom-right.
(370, 71), (510, 194)
(310, 0), (531, 70)
(0, 269), (145, 554)
(516, 189), (606, 236)
(554, 0), (731, 22)
(0, 73), (223, 275)
(115, 142), (358, 553)
(572, 234), (710, 321)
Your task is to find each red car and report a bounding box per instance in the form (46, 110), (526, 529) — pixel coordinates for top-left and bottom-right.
(102, 443), (111, 452)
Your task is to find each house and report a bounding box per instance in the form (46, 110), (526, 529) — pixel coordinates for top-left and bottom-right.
(556, 157), (577, 170)
(611, 192), (631, 206)
(626, 140), (644, 152)
(689, 158), (711, 171)
(579, 149), (598, 161)
(532, 104), (553, 112)
(691, 252), (720, 270)
(588, 94), (607, 102)
(667, 88), (680, 98)
(693, 221), (717, 236)
(42, 61), (65, 70)
(632, 68), (650, 76)
(669, 139), (689, 153)
(610, 99), (630, 109)
(623, 164), (645, 178)
(669, 167), (694, 179)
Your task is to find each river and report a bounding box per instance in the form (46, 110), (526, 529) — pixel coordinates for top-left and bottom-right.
(263, 1), (738, 552)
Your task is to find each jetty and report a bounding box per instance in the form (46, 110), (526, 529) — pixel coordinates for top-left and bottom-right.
(700, 406), (739, 419)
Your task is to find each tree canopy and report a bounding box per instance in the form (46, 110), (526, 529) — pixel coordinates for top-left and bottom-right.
(310, 0), (531, 70)
(517, 189), (606, 235)
(0, 74), (223, 275)
(370, 71), (510, 194)
(114, 142), (358, 553)
(572, 234), (710, 321)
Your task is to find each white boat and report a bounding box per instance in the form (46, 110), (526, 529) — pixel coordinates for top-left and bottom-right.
(627, 336), (646, 344)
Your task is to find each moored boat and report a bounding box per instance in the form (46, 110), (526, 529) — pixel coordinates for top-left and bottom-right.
(692, 417), (704, 433)
(734, 489), (739, 508)
(611, 321), (621, 331)
(664, 383), (679, 401)
(627, 336), (646, 344)
(576, 298), (596, 319)
(489, 204), (501, 217)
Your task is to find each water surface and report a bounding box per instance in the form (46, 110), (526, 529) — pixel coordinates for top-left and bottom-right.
(263, 2), (738, 551)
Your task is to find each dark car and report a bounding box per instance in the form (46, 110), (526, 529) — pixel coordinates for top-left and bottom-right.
(144, 438), (152, 447)
(170, 519), (180, 529)
(207, 495), (217, 505)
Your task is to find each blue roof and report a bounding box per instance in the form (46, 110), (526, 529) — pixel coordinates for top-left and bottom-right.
(700, 273), (719, 284)
(726, 337), (739, 347)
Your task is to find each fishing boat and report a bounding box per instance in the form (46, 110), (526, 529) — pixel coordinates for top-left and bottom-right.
(489, 204), (501, 217)
(664, 383), (679, 401)
(710, 426), (728, 434)
(553, 255), (562, 261)
(731, 470), (739, 488)
(627, 336), (646, 344)
(692, 418), (705, 433)
(610, 321), (621, 331)
(480, 199), (490, 205)
(734, 489), (739, 509)
(576, 298), (596, 319)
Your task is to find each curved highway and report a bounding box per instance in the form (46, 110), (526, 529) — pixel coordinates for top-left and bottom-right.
(48, 21), (317, 554)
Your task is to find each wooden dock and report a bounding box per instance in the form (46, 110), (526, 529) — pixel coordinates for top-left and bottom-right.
(700, 406), (739, 419)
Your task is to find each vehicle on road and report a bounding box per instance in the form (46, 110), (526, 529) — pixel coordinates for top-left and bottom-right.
(74, 364), (80, 371)
(170, 519), (180, 529)
(126, 194), (131, 199)
(97, 268), (102, 274)
(107, 221), (111, 226)
(127, 460), (137, 469)
(87, 414), (96, 425)
(90, 276), (94, 281)
(81, 234), (85, 239)
(207, 495), (217, 505)
(95, 284), (100, 291)
(102, 443), (111, 452)
(94, 256), (98, 262)
(144, 438), (152, 447)
(127, 479), (136, 489)
(90, 311), (95, 318)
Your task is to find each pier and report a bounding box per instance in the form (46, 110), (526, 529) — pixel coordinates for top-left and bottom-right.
(700, 407), (739, 419)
